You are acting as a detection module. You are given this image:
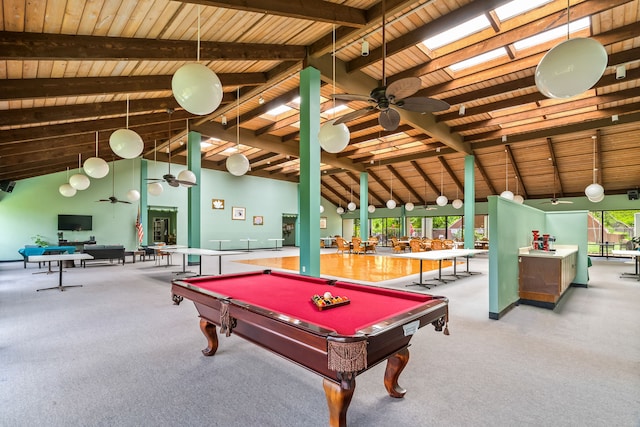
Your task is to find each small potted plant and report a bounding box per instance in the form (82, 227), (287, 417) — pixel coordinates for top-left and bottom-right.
(31, 234), (49, 247)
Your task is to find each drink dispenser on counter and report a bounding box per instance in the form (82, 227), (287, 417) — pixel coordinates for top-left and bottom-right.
(531, 230), (556, 251)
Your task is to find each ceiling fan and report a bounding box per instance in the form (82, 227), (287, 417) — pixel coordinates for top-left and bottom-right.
(543, 172), (573, 205)
(146, 109), (198, 188)
(332, 1), (449, 131)
(98, 161), (131, 204)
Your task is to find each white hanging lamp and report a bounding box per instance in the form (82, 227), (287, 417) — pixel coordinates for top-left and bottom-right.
(513, 176), (524, 204)
(172, 6), (223, 115)
(585, 135), (605, 201)
(110, 95), (144, 159)
(436, 162), (448, 206)
(319, 25), (350, 153)
(452, 186), (463, 209)
(320, 205), (325, 213)
(84, 131), (110, 178)
(347, 185), (356, 211)
(226, 88), (250, 176)
(69, 153), (90, 190)
(386, 172), (396, 209)
(535, 0), (607, 99)
(59, 167), (76, 197)
(500, 148), (514, 200)
(127, 158), (140, 202)
(147, 140), (164, 196)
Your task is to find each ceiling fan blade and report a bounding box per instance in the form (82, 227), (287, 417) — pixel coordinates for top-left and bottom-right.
(97, 199), (110, 202)
(379, 108), (401, 131)
(395, 97), (450, 112)
(333, 108), (374, 124)
(556, 200), (574, 204)
(386, 77), (422, 100)
(167, 180), (180, 188)
(118, 200), (132, 204)
(145, 178), (163, 182)
(332, 93), (374, 102)
(177, 180), (197, 187)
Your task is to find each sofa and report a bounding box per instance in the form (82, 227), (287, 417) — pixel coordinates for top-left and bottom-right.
(81, 244), (125, 267)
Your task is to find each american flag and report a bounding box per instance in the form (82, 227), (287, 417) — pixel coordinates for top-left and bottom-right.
(135, 205), (144, 244)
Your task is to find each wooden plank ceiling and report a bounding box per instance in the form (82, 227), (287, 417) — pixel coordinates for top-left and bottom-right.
(1, 0), (639, 208)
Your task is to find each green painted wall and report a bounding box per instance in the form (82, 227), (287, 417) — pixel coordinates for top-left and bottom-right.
(0, 161), (306, 260)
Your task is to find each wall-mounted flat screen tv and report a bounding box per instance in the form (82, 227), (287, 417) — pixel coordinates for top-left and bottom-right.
(58, 214), (93, 231)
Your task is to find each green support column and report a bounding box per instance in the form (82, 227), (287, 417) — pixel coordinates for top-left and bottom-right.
(187, 130), (201, 263)
(464, 155), (476, 249)
(298, 67), (321, 277)
(139, 158), (148, 245)
(359, 172), (369, 239)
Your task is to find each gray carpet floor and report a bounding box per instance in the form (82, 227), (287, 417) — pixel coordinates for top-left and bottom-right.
(1, 248), (639, 426)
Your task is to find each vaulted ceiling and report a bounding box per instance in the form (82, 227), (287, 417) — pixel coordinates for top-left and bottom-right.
(1, 0), (639, 208)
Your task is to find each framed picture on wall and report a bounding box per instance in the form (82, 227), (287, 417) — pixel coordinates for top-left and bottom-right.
(253, 216), (264, 226)
(232, 207), (246, 220)
(320, 217), (327, 229)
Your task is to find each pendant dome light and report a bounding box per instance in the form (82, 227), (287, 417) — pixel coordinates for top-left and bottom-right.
(110, 95), (144, 159)
(84, 131), (110, 178)
(126, 158), (140, 202)
(319, 25), (350, 153)
(436, 161), (448, 206)
(452, 185), (463, 209)
(500, 148), (514, 200)
(386, 171), (396, 209)
(513, 176), (524, 204)
(59, 167), (76, 197)
(69, 153), (90, 190)
(320, 205), (325, 213)
(347, 184), (356, 211)
(147, 140), (163, 196)
(535, 0), (607, 99)
(172, 6), (223, 115)
(226, 88), (250, 176)
(585, 135), (605, 201)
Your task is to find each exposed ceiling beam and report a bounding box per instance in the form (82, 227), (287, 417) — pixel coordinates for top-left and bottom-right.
(181, 0), (368, 27)
(0, 31), (306, 61)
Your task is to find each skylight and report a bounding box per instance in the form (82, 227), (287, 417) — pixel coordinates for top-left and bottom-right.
(514, 17), (591, 50)
(266, 104), (293, 116)
(323, 104), (349, 117)
(449, 47), (507, 71)
(494, 0), (553, 22)
(423, 15), (490, 50)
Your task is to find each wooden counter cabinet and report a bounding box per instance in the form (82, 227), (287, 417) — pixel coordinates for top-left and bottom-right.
(518, 246), (578, 309)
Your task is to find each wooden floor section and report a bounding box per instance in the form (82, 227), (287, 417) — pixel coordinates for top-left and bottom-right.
(235, 253), (452, 282)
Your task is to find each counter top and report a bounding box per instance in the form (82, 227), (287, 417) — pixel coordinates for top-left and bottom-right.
(518, 245), (578, 258)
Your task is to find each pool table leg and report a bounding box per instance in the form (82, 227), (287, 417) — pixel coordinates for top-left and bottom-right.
(199, 319), (219, 356)
(323, 374), (355, 427)
(384, 347), (409, 398)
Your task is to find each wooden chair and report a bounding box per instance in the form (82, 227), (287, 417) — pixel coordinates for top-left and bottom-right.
(430, 239), (445, 250)
(390, 237), (402, 253)
(335, 237), (351, 254)
(409, 239), (426, 252)
(443, 239), (455, 249)
(351, 237), (364, 254)
(422, 238), (432, 250)
(364, 236), (378, 253)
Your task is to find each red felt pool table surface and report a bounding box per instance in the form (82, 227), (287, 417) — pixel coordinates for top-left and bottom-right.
(175, 270), (440, 335)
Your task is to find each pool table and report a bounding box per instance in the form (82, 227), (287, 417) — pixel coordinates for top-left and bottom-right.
(171, 270), (449, 427)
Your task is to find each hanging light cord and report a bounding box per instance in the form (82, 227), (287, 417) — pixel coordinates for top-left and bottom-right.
(332, 24), (336, 116)
(236, 87), (240, 148)
(197, 5), (201, 62)
(126, 95), (130, 129)
(592, 136), (597, 183)
(505, 149), (509, 191)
